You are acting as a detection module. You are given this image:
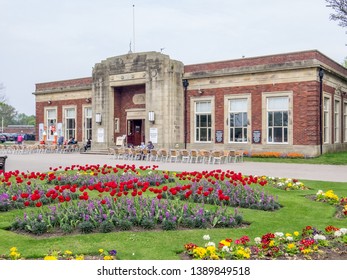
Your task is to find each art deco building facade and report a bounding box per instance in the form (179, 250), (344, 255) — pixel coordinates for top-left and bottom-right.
(33, 50), (347, 157)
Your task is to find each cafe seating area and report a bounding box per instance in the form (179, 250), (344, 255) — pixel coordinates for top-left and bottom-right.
(108, 147), (244, 164)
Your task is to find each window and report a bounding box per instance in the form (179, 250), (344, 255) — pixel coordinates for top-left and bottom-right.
(84, 107), (92, 141)
(114, 118), (120, 133)
(323, 97), (330, 143)
(267, 97), (289, 143)
(344, 102), (347, 142)
(46, 109), (57, 141)
(65, 108), (76, 140)
(195, 101), (212, 142)
(334, 100), (340, 143)
(229, 98), (248, 142)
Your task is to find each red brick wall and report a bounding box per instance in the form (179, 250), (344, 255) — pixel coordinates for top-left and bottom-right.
(184, 50), (347, 77)
(36, 77), (92, 92)
(35, 98), (91, 142)
(186, 81), (321, 145)
(114, 84), (146, 139)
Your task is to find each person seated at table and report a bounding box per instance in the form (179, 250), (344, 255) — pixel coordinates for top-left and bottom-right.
(146, 141), (154, 150)
(68, 137), (77, 145)
(84, 139), (91, 152)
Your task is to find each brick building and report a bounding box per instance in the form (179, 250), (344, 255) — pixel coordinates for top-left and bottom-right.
(33, 50), (347, 157)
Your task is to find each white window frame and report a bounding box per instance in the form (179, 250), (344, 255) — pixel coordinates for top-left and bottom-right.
(334, 99), (340, 143)
(84, 106), (92, 142)
(266, 96), (289, 144)
(45, 107), (57, 141)
(64, 107), (76, 140)
(323, 96), (331, 144)
(192, 99), (213, 143)
(228, 97), (249, 143)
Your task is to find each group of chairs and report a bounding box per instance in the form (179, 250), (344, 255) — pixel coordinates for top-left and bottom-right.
(108, 147), (244, 164)
(0, 143), (83, 154)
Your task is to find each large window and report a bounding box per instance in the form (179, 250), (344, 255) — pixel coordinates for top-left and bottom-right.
(46, 109), (57, 141)
(334, 100), (340, 143)
(323, 97), (330, 143)
(229, 98), (248, 142)
(195, 101), (212, 142)
(84, 107), (92, 141)
(267, 97), (289, 143)
(65, 108), (76, 140)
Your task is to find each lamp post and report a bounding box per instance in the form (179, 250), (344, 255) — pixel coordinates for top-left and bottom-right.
(319, 68), (324, 155)
(182, 79), (189, 149)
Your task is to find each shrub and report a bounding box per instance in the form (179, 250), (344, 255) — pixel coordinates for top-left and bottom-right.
(78, 221), (94, 234)
(100, 220), (115, 233)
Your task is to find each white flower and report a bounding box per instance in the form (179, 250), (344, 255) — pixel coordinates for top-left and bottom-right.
(286, 236), (294, 242)
(274, 232), (284, 238)
(254, 237), (261, 244)
(339, 228), (347, 235)
(313, 234), (326, 241)
(334, 230), (342, 237)
(203, 234), (210, 241)
(221, 246), (230, 252)
(316, 190), (324, 195)
(205, 242), (215, 247)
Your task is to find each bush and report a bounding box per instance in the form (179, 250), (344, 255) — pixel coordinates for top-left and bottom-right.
(100, 220), (115, 233)
(118, 219), (132, 231)
(140, 217), (155, 229)
(78, 221), (94, 234)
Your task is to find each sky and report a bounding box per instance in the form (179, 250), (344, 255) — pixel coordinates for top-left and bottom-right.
(0, 0), (346, 116)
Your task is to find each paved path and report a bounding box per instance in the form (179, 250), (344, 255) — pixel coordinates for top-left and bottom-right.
(3, 153), (347, 183)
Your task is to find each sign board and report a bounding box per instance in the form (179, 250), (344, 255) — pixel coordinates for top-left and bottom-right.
(39, 123), (44, 141)
(116, 136), (126, 146)
(149, 127), (158, 143)
(215, 130), (223, 143)
(97, 128), (104, 143)
(252, 130), (261, 144)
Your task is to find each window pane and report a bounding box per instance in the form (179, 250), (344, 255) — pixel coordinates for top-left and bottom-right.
(268, 128), (272, 142)
(196, 101), (211, 112)
(243, 112), (248, 127)
(200, 128), (207, 141)
(273, 128), (283, 142)
(200, 115), (207, 127)
(274, 112), (283, 126)
(234, 113), (243, 126)
(268, 112), (273, 126)
(268, 97), (289, 110)
(230, 114), (234, 126)
(47, 109), (56, 118)
(230, 99), (247, 112)
(283, 112), (288, 126)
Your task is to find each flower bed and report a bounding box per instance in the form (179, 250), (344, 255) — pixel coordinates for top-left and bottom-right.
(11, 197), (244, 235)
(183, 225), (347, 260)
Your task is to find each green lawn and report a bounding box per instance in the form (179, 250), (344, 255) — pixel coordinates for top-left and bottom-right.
(0, 175), (346, 260)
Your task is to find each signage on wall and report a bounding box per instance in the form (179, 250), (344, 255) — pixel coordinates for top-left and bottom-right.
(97, 128), (105, 143)
(215, 130), (223, 143)
(252, 130), (261, 144)
(150, 127), (158, 143)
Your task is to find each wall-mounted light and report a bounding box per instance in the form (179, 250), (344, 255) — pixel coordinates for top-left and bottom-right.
(47, 100), (52, 104)
(148, 111), (155, 123)
(95, 113), (102, 124)
(86, 98), (91, 103)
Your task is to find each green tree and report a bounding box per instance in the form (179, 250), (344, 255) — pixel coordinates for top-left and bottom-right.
(326, 0), (347, 27)
(0, 103), (17, 127)
(13, 113), (36, 126)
